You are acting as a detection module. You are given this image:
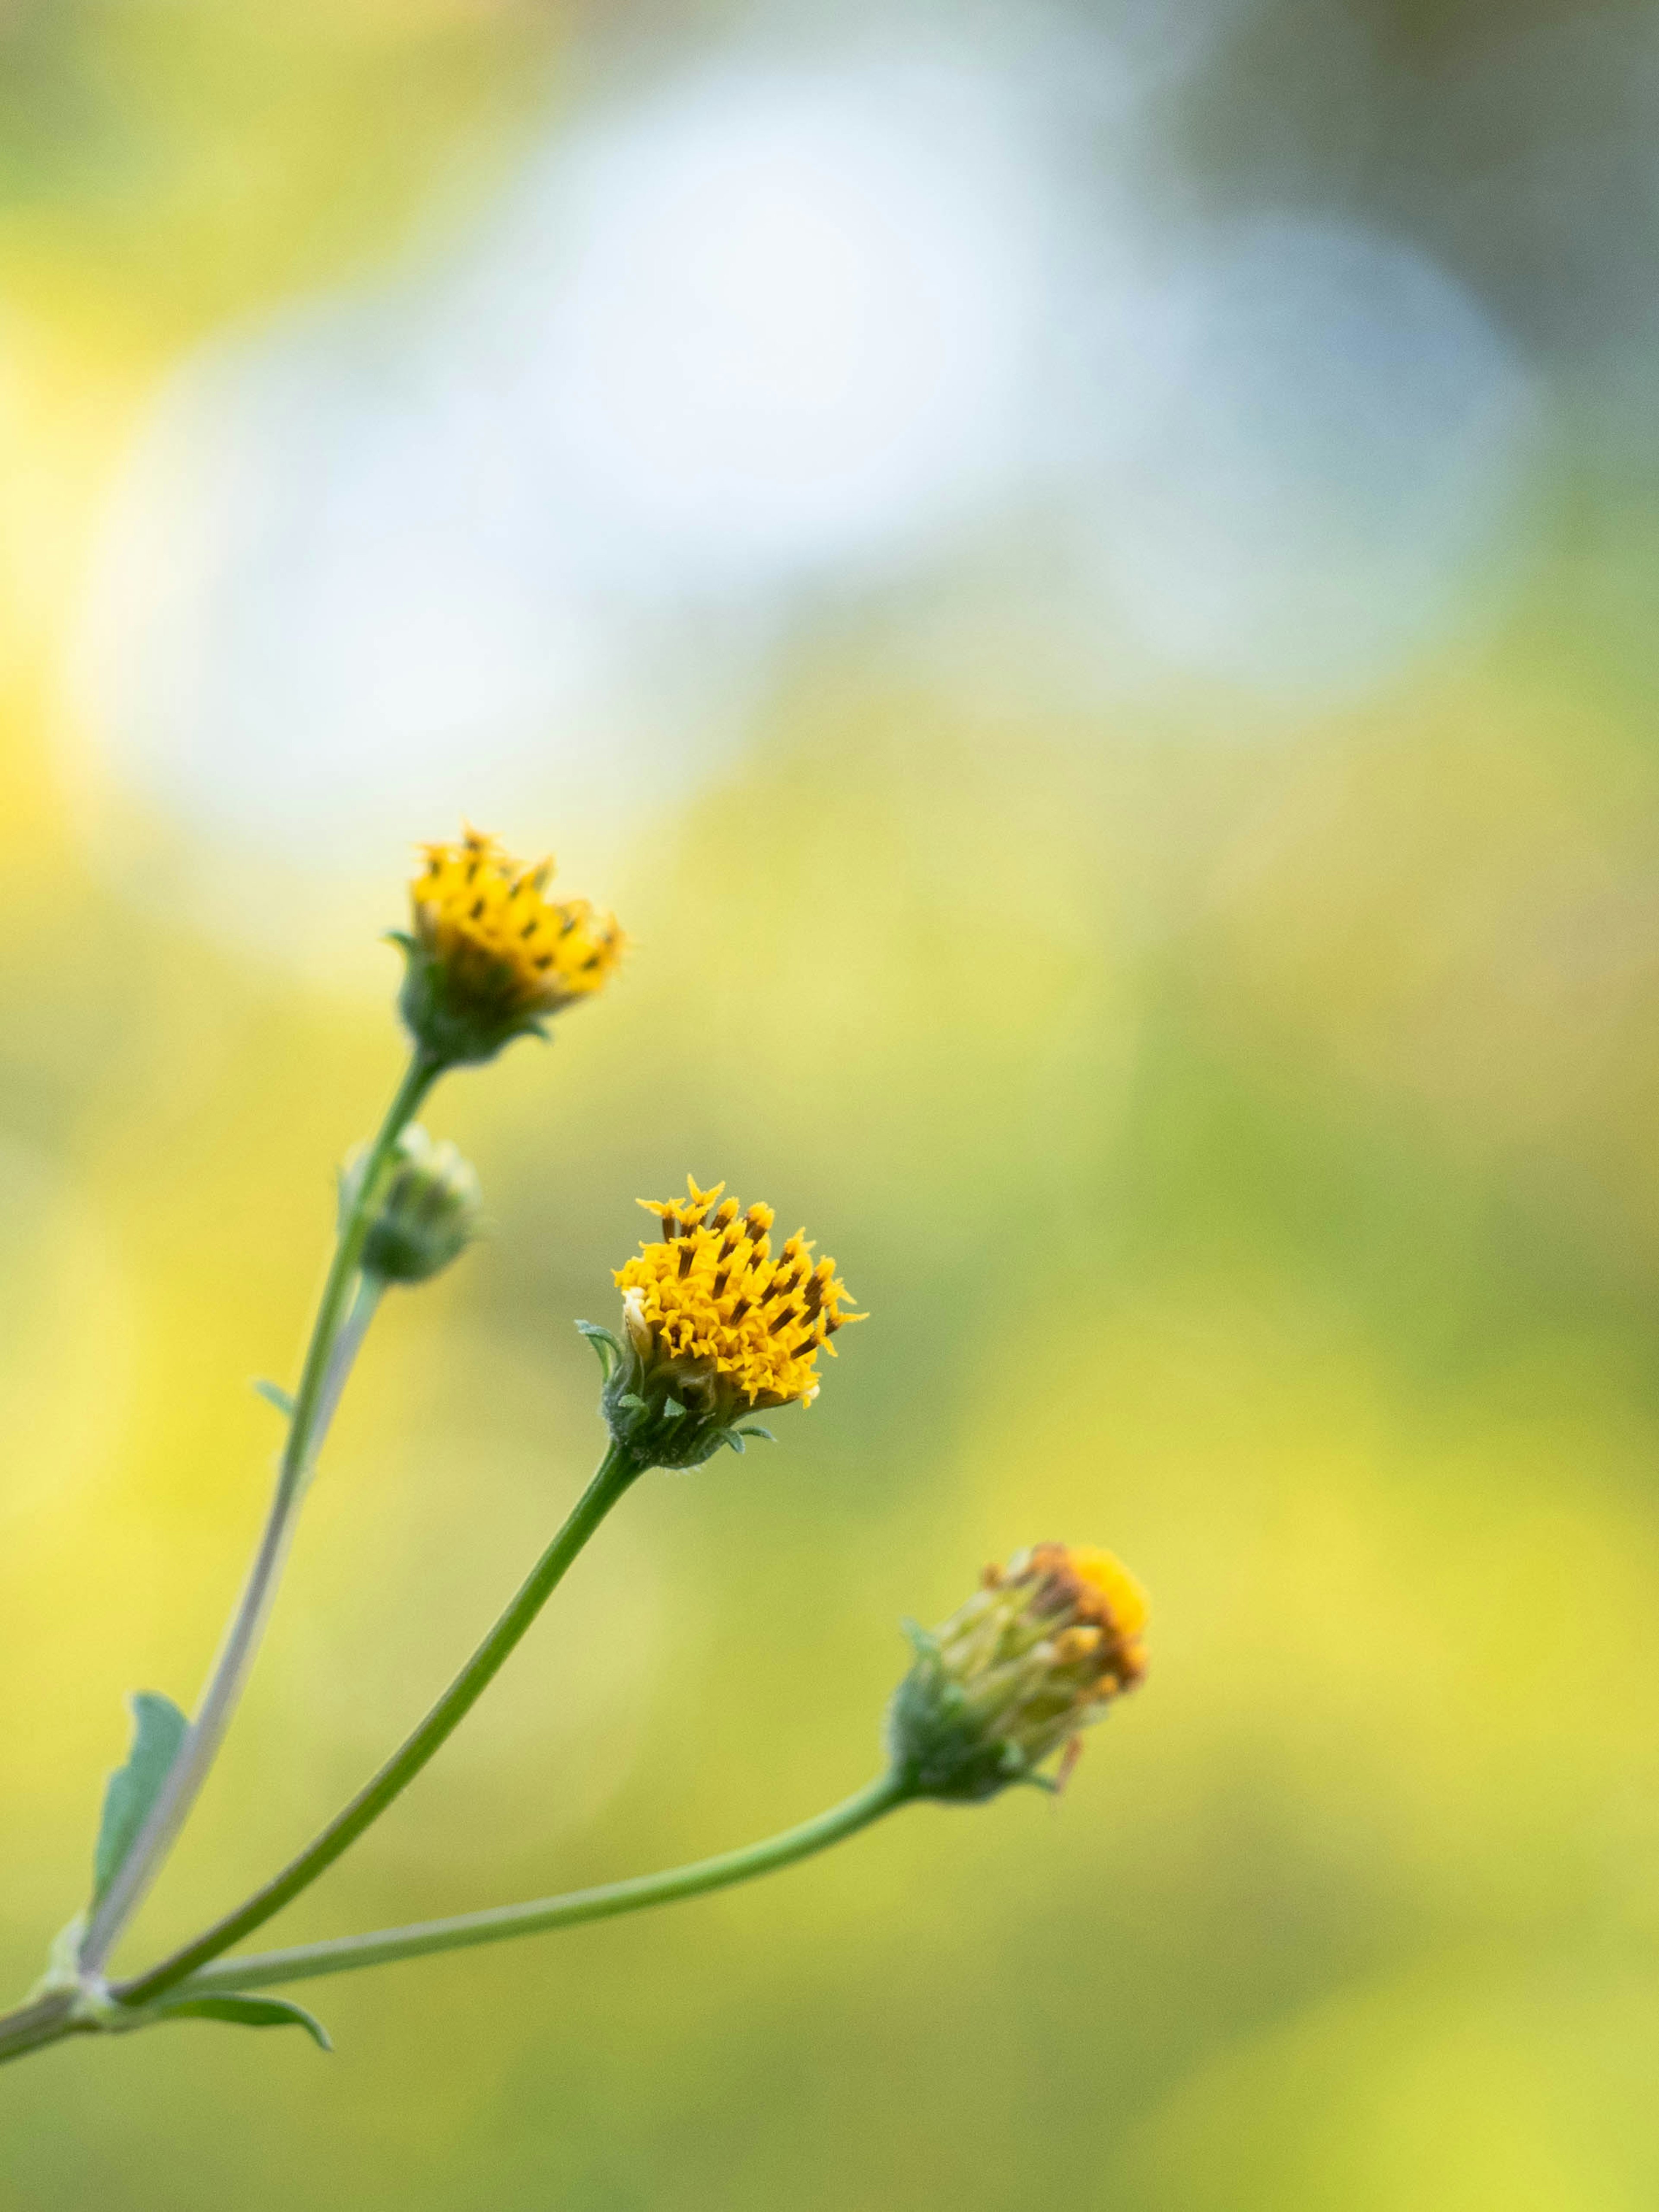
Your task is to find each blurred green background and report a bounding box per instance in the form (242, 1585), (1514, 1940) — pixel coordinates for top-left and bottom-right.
(4, 0), (1659, 2204)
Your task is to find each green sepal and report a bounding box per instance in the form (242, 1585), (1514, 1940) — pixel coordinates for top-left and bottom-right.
(92, 1693), (189, 1907)
(615, 1391), (647, 1413)
(720, 1429), (745, 1453)
(149, 1994), (333, 2051)
(662, 1396), (686, 1420)
(735, 1425), (776, 1442)
(252, 1378), (295, 1419)
(394, 934), (543, 1069)
(575, 1321), (623, 1381)
(899, 1618), (940, 1659)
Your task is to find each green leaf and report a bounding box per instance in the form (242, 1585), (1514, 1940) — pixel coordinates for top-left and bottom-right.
(574, 1320), (622, 1380)
(152, 1995), (333, 2051)
(92, 1693), (188, 1907)
(252, 1378), (295, 1418)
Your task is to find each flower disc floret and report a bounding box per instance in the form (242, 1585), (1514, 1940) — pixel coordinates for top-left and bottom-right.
(397, 828), (623, 1065)
(888, 1541), (1149, 1801)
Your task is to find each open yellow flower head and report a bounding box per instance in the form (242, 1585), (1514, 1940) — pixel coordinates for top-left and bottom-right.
(580, 1176), (863, 1469)
(887, 1542), (1148, 1801)
(396, 828), (623, 1066)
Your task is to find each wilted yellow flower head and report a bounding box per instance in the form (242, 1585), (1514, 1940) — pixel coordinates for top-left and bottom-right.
(887, 1542), (1148, 1801)
(396, 828), (623, 1066)
(583, 1177), (863, 1469)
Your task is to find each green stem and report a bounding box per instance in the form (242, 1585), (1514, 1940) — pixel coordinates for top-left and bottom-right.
(79, 1050), (440, 1976)
(114, 1441), (644, 2009)
(166, 1773), (913, 1997)
(0, 1993), (85, 2069)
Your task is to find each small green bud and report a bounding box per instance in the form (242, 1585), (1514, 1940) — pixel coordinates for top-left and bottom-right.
(346, 1124), (482, 1286)
(887, 1545), (1149, 1802)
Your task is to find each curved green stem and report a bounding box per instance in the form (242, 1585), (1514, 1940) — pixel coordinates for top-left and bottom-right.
(79, 1050), (439, 1976)
(114, 1441), (644, 2009)
(166, 1772), (913, 1997)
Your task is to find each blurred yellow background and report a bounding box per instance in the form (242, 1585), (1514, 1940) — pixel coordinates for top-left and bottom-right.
(4, 0), (1659, 2203)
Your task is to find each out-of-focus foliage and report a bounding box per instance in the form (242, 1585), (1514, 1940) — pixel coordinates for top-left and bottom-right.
(3, 2), (1659, 2207)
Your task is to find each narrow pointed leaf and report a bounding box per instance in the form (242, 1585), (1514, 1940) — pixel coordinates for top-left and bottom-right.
(92, 1693), (189, 1906)
(252, 1378), (295, 1419)
(153, 1994), (333, 2051)
(736, 1426), (775, 1442)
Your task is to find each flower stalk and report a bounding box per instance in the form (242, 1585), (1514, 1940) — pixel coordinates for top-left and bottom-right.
(114, 1439), (645, 2009)
(153, 1773), (914, 2000)
(78, 1048), (442, 1977)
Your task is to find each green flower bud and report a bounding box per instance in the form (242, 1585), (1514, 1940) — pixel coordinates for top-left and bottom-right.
(887, 1544), (1149, 1802)
(346, 1124), (482, 1286)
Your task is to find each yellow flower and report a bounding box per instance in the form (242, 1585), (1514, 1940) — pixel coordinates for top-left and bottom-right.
(887, 1541), (1148, 1801)
(396, 828), (623, 1065)
(583, 1177), (863, 1469)
(618, 1176), (861, 1410)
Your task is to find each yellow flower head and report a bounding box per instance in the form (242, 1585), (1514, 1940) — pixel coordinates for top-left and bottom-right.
(616, 1176), (862, 1413)
(887, 1540), (1149, 1801)
(397, 828), (623, 1065)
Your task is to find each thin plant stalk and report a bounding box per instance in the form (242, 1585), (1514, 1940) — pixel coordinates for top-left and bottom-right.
(79, 1051), (440, 1977)
(0, 1993), (84, 2066)
(114, 1439), (644, 2009)
(160, 1773), (913, 1997)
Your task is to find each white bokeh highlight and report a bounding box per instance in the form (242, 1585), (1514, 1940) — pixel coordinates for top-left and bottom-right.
(66, 30), (1545, 907)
